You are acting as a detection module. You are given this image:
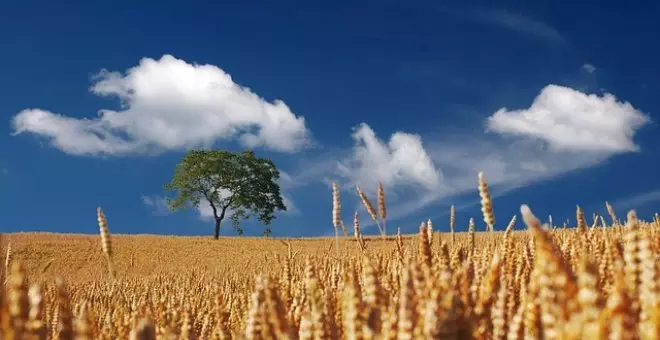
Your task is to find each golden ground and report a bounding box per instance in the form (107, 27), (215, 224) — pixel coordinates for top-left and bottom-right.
(2, 232), (414, 282)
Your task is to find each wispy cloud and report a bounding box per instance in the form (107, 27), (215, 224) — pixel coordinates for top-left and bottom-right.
(281, 196), (300, 216)
(414, 3), (566, 44)
(141, 195), (172, 216)
(391, 3), (566, 44)
(582, 63), (596, 73)
(473, 9), (566, 44)
(610, 189), (660, 212)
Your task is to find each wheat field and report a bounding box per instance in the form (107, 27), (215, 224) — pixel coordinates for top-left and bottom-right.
(1, 174), (659, 339)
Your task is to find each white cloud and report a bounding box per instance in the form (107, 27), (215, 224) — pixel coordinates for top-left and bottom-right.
(324, 123), (446, 230)
(281, 196), (300, 215)
(141, 195), (172, 216)
(487, 84), (649, 153)
(302, 85), (649, 231)
(276, 170), (301, 215)
(336, 123), (443, 191)
(520, 160), (548, 172)
(582, 63), (596, 73)
(197, 188), (235, 221)
(426, 136), (605, 194)
(423, 84), (649, 221)
(12, 54), (311, 155)
(197, 200), (221, 221)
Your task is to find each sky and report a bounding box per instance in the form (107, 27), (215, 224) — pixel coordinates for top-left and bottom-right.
(1, 1), (659, 237)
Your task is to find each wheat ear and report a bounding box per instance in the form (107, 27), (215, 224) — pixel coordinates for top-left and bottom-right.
(97, 207), (115, 279)
(449, 205), (456, 244)
(4, 241), (11, 285)
(356, 185), (384, 237)
(377, 181), (387, 238)
(606, 201), (618, 225)
(331, 182), (341, 254)
(478, 172), (495, 232)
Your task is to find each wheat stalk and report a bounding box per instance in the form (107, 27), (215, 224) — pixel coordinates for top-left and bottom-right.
(97, 207), (115, 279)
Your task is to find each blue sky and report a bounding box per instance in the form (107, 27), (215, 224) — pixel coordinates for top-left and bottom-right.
(1, 1), (659, 237)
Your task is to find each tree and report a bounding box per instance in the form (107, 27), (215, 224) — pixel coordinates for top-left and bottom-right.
(165, 149), (287, 239)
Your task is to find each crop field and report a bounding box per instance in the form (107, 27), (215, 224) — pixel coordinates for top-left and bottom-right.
(0, 174), (659, 339)
(1, 210), (659, 339)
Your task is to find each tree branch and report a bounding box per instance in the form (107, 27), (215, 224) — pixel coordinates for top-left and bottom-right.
(222, 194), (236, 212)
(203, 190), (220, 220)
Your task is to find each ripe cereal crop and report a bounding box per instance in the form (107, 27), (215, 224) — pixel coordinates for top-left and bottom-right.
(0, 172), (659, 339)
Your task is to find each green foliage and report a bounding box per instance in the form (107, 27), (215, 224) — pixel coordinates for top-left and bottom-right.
(165, 149), (287, 237)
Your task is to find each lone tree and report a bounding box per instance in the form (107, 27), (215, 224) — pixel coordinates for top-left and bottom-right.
(165, 149), (287, 239)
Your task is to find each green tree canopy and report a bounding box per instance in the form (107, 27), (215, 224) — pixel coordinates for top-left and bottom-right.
(165, 149), (287, 238)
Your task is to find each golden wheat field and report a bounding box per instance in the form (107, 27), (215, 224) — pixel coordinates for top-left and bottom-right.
(1, 208), (659, 339)
(1, 174), (660, 339)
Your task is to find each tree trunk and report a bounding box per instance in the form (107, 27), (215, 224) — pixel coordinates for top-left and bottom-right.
(214, 218), (221, 240)
(213, 206), (228, 240)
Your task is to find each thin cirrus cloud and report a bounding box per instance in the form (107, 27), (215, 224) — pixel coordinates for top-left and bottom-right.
(320, 84), (649, 230)
(608, 189), (660, 212)
(407, 4), (565, 44)
(11, 54), (312, 155)
(475, 9), (566, 44)
(582, 63), (596, 73)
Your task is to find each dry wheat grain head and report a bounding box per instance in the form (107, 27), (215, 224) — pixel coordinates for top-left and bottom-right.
(606, 201), (618, 225)
(426, 219), (433, 245)
(332, 182), (341, 230)
(478, 171), (495, 232)
(577, 205), (587, 234)
(521, 204), (580, 338)
(356, 185), (384, 238)
(4, 241), (12, 285)
(449, 205), (456, 244)
(418, 222), (432, 269)
(377, 181), (387, 236)
(97, 207), (115, 279)
(468, 218), (476, 256)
